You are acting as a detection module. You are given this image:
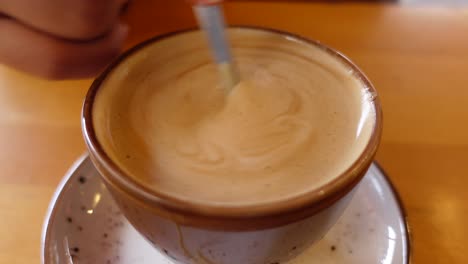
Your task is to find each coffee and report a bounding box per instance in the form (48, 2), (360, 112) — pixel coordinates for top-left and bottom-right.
(93, 28), (375, 206)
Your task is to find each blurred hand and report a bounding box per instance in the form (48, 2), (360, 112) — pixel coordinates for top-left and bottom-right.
(0, 0), (129, 79)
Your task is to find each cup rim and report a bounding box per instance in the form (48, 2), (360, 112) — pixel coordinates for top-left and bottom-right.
(82, 26), (383, 229)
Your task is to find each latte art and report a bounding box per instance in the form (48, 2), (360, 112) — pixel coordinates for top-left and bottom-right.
(147, 68), (316, 175)
(93, 29), (376, 206)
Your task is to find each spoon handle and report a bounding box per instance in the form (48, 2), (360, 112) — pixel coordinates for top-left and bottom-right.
(193, 3), (239, 92)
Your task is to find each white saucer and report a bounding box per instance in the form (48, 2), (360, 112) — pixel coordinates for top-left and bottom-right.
(42, 156), (411, 264)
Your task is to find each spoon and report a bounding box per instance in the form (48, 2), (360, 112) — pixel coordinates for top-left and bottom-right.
(191, 0), (240, 93)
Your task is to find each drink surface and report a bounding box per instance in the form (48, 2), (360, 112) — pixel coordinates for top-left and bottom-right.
(93, 28), (376, 206)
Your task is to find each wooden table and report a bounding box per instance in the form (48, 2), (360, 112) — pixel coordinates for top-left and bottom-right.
(1, 1), (467, 263)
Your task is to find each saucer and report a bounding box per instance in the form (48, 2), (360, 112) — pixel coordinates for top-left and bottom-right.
(42, 155), (411, 264)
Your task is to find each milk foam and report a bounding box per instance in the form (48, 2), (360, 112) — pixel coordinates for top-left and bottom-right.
(93, 28), (376, 206)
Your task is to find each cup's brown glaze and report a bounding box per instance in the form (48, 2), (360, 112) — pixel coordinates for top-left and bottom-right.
(82, 27), (382, 263)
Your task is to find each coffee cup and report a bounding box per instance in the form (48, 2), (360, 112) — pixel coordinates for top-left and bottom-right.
(82, 27), (382, 264)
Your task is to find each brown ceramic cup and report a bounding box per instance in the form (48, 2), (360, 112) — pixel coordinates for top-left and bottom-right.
(82, 27), (382, 264)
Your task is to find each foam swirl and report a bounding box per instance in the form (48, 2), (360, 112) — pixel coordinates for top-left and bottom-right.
(94, 29), (375, 205)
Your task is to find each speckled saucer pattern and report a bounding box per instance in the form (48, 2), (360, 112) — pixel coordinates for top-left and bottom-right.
(42, 155), (411, 264)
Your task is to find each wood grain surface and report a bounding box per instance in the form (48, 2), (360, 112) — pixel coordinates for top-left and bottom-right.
(0, 1), (467, 263)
